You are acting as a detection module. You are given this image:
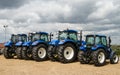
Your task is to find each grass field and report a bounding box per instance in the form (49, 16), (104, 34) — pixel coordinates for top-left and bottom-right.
(111, 45), (120, 55)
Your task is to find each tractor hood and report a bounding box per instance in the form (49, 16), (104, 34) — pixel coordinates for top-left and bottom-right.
(58, 39), (75, 45)
(23, 41), (32, 46)
(80, 44), (106, 52)
(4, 41), (13, 47)
(32, 40), (45, 46)
(15, 41), (23, 46)
(49, 40), (59, 46)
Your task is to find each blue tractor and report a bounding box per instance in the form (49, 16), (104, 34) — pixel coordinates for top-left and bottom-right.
(78, 34), (119, 66)
(31, 32), (52, 61)
(15, 34), (27, 59)
(21, 33), (35, 60)
(48, 29), (85, 63)
(4, 34), (19, 58)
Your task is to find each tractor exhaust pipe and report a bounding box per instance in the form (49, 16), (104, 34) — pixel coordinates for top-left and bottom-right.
(108, 36), (111, 47)
(80, 30), (82, 46)
(49, 32), (53, 42)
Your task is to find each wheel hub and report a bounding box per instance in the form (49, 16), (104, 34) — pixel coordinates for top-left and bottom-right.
(113, 55), (118, 63)
(64, 47), (74, 60)
(38, 48), (46, 58)
(98, 52), (105, 63)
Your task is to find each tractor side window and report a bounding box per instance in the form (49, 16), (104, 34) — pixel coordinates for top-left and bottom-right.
(101, 37), (107, 46)
(59, 32), (68, 40)
(95, 37), (101, 44)
(32, 34), (40, 41)
(86, 37), (94, 45)
(41, 34), (48, 42)
(69, 33), (77, 41)
(11, 35), (18, 43)
(22, 36), (27, 42)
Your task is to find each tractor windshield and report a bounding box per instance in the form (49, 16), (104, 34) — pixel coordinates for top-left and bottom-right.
(59, 31), (68, 40)
(59, 31), (77, 41)
(11, 35), (19, 43)
(28, 33), (34, 41)
(18, 35), (27, 42)
(32, 33), (48, 42)
(86, 36), (101, 46)
(40, 34), (48, 42)
(32, 34), (40, 41)
(86, 36), (94, 45)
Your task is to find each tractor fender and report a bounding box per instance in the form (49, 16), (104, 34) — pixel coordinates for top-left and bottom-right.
(91, 44), (106, 51)
(58, 39), (75, 45)
(4, 41), (13, 47)
(110, 51), (116, 59)
(58, 39), (78, 50)
(32, 40), (48, 46)
(49, 40), (59, 46)
(23, 41), (32, 46)
(15, 41), (23, 46)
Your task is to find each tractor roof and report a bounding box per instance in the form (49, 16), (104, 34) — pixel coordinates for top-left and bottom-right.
(36, 32), (48, 35)
(86, 34), (106, 37)
(63, 29), (77, 33)
(17, 34), (27, 36)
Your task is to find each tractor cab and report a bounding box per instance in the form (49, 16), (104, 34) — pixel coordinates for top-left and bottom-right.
(85, 35), (107, 49)
(17, 34), (27, 42)
(4, 34), (19, 47)
(10, 34), (19, 43)
(32, 32), (49, 46)
(58, 30), (78, 41)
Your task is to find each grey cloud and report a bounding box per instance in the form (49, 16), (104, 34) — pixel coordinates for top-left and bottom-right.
(0, 0), (29, 9)
(0, 0), (120, 45)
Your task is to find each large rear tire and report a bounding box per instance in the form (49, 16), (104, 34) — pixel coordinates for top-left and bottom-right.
(110, 52), (119, 64)
(58, 43), (77, 63)
(92, 49), (106, 66)
(48, 46), (57, 61)
(32, 44), (47, 61)
(22, 47), (32, 60)
(78, 51), (90, 64)
(16, 47), (22, 59)
(4, 47), (14, 59)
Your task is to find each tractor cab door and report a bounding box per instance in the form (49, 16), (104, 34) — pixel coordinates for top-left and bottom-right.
(40, 34), (49, 42)
(11, 35), (19, 44)
(68, 32), (78, 41)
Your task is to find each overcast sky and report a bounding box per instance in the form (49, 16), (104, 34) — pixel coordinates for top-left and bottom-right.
(0, 0), (120, 45)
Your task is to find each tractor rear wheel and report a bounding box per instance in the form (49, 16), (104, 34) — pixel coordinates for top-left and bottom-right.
(32, 44), (47, 61)
(78, 51), (90, 64)
(92, 49), (106, 66)
(4, 47), (14, 59)
(48, 46), (56, 61)
(22, 47), (32, 60)
(110, 52), (119, 64)
(16, 47), (22, 59)
(58, 43), (77, 63)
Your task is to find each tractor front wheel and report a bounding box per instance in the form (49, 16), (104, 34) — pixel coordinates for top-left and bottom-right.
(78, 51), (90, 64)
(22, 47), (32, 60)
(16, 47), (22, 59)
(58, 43), (77, 63)
(92, 49), (106, 66)
(32, 44), (47, 61)
(48, 46), (57, 61)
(110, 52), (119, 64)
(4, 47), (14, 59)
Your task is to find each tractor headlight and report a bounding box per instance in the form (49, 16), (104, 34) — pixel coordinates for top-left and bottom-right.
(84, 45), (86, 47)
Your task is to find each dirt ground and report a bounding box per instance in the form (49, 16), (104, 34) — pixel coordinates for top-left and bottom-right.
(0, 55), (120, 75)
